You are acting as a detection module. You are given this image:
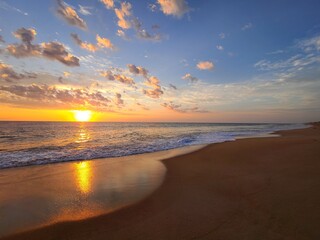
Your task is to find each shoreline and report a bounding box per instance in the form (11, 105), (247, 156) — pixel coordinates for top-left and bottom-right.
(0, 123), (307, 171)
(2, 123), (320, 239)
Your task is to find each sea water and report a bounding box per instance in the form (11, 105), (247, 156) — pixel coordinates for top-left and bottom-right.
(0, 122), (306, 169)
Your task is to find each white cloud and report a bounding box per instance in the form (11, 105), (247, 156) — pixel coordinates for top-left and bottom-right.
(216, 45), (224, 51)
(182, 73), (198, 83)
(78, 5), (92, 15)
(241, 22), (253, 31)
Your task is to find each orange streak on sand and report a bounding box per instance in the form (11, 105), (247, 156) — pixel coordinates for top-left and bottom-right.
(74, 162), (92, 194)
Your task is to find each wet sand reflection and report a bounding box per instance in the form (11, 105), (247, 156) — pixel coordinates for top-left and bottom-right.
(0, 155), (166, 237)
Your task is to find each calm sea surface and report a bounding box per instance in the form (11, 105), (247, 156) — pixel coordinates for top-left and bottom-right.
(0, 122), (306, 169)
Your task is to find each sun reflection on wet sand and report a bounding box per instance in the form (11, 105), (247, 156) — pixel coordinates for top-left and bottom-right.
(74, 161), (92, 194)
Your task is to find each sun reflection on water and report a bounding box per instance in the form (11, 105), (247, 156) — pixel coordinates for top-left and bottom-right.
(74, 161), (92, 194)
(75, 125), (90, 144)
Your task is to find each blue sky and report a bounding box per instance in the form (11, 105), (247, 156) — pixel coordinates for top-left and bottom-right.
(0, 0), (320, 122)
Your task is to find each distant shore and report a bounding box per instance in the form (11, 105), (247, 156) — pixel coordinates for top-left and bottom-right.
(2, 123), (320, 240)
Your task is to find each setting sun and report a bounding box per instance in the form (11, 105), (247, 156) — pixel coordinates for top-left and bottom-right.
(73, 110), (92, 122)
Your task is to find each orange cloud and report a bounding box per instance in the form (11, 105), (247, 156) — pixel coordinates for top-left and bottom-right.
(196, 61), (214, 70)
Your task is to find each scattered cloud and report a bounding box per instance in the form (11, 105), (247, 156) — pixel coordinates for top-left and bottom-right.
(114, 93), (124, 106)
(71, 33), (97, 52)
(41, 42), (80, 66)
(148, 3), (157, 12)
(298, 35), (320, 52)
(56, 0), (87, 30)
(96, 34), (115, 49)
(100, 0), (114, 9)
(116, 29), (128, 40)
(0, 84), (110, 109)
(218, 32), (225, 39)
(143, 76), (164, 98)
(161, 101), (202, 113)
(182, 73), (198, 83)
(100, 70), (135, 86)
(157, 0), (190, 18)
(169, 83), (177, 90)
(127, 64), (149, 78)
(216, 45), (224, 51)
(196, 61), (214, 70)
(115, 2), (132, 29)
(0, 62), (36, 82)
(132, 18), (162, 41)
(0, 1), (28, 15)
(63, 71), (71, 77)
(241, 22), (253, 31)
(7, 28), (80, 66)
(78, 5), (93, 15)
(71, 33), (114, 52)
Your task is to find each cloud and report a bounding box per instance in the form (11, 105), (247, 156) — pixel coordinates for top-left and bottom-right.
(0, 84), (110, 109)
(100, 70), (135, 86)
(70, 33), (114, 51)
(71, 33), (97, 52)
(0, 62), (36, 82)
(219, 32), (225, 39)
(157, 0), (190, 18)
(114, 93), (124, 105)
(241, 22), (253, 31)
(115, 2), (132, 29)
(6, 28), (80, 66)
(13, 28), (36, 45)
(41, 42), (80, 66)
(148, 3), (157, 12)
(216, 45), (224, 51)
(63, 71), (71, 77)
(132, 18), (163, 42)
(182, 73), (198, 83)
(100, 0), (114, 9)
(96, 34), (115, 49)
(298, 35), (320, 52)
(196, 61), (214, 70)
(0, 35), (4, 43)
(169, 83), (177, 90)
(127, 64), (148, 78)
(161, 101), (183, 112)
(143, 76), (164, 98)
(6, 28), (41, 58)
(116, 29), (128, 40)
(161, 101), (201, 113)
(0, 1), (28, 15)
(56, 0), (87, 30)
(78, 5), (93, 15)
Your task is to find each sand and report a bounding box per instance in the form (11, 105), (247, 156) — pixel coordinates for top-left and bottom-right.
(2, 123), (320, 240)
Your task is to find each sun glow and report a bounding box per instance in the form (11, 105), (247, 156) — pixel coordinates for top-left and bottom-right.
(73, 110), (92, 122)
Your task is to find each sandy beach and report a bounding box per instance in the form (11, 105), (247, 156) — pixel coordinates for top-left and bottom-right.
(2, 123), (320, 240)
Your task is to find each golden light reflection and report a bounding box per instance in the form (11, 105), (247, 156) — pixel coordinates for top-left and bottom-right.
(74, 161), (92, 194)
(76, 126), (90, 144)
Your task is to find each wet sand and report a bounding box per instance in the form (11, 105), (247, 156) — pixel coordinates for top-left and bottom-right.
(2, 123), (320, 240)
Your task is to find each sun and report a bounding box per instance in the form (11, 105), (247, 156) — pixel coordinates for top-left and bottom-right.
(73, 110), (92, 122)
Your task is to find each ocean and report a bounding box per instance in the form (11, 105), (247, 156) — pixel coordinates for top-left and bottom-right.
(0, 122), (306, 169)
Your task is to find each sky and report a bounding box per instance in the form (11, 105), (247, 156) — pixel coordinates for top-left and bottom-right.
(0, 0), (320, 123)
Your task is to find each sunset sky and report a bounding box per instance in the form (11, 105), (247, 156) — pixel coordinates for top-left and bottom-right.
(0, 0), (320, 122)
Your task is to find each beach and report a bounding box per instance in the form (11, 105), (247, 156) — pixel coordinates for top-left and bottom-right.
(1, 123), (320, 240)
